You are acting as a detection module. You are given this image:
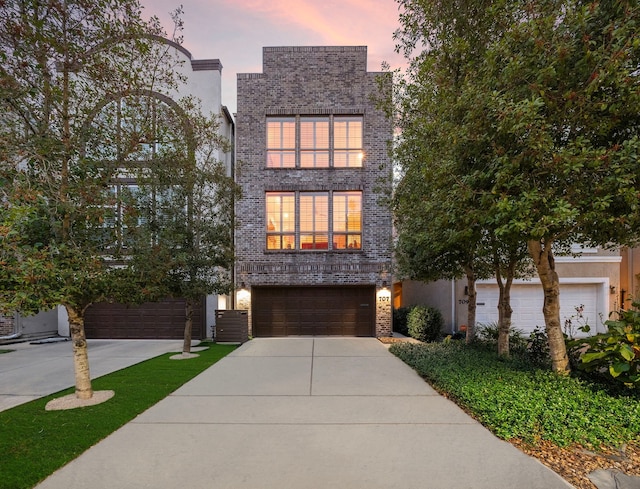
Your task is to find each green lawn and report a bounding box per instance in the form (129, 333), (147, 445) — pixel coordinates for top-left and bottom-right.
(389, 341), (640, 449)
(0, 342), (237, 489)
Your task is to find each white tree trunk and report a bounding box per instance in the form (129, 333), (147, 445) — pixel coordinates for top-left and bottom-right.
(65, 304), (93, 399)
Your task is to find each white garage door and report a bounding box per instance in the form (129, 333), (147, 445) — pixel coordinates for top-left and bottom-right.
(476, 283), (599, 336)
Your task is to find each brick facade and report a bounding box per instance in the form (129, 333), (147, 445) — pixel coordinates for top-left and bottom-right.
(235, 46), (393, 336)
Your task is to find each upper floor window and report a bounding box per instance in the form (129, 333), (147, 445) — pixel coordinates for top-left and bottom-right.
(266, 115), (363, 168)
(300, 193), (329, 249)
(300, 117), (330, 168)
(332, 191), (362, 249)
(266, 118), (296, 168)
(265, 191), (362, 251)
(334, 117), (363, 168)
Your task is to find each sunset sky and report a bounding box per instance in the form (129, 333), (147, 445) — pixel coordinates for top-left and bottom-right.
(140, 0), (406, 114)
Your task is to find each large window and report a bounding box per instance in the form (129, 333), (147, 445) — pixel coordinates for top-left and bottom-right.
(265, 191), (362, 251)
(266, 118), (296, 168)
(300, 193), (329, 249)
(266, 192), (295, 249)
(332, 191), (362, 249)
(266, 115), (363, 168)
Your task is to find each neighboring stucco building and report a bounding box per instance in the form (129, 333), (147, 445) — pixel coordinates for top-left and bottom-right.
(235, 46), (393, 337)
(1, 37), (234, 344)
(81, 38), (235, 341)
(397, 245), (623, 337)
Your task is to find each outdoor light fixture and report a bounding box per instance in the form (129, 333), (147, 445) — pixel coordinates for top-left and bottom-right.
(240, 281), (246, 290)
(382, 280), (388, 289)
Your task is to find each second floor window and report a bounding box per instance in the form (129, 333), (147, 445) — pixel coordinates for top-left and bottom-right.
(266, 192), (295, 249)
(266, 115), (363, 168)
(265, 191), (362, 251)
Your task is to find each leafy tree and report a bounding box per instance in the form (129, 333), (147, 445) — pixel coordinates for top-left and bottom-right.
(464, 0), (640, 372)
(392, 0), (640, 372)
(129, 105), (240, 356)
(0, 0), (194, 399)
(391, 0), (530, 350)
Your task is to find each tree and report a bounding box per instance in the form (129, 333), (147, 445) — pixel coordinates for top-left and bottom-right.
(391, 0), (530, 349)
(0, 0), (190, 399)
(129, 105), (240, 357)
(465, 0), (640, 372)
(392, 0), (640, 372)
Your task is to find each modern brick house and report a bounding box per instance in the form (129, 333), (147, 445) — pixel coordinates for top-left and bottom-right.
(235, 46), (393, 337)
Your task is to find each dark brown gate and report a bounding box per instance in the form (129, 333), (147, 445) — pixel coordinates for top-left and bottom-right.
(252, 286), (375, 337)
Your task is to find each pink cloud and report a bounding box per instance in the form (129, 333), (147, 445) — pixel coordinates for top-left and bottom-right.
(141, 0), (407, 112)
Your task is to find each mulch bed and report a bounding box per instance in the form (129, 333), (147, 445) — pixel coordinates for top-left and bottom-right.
(512, 440), (640, 489)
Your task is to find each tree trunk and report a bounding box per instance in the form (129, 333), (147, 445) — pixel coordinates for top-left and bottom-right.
(183, 299), (193, 354)
(528, 239), (570, 374)
(464, 267), (477, 344)
(496, 268), (513, 358)
(65, 304), (93, 400)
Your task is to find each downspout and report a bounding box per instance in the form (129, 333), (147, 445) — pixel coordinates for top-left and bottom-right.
(451, 279), (456, 334)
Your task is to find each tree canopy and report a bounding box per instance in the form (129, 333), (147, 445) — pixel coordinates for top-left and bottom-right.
(391, 0), (640, 371)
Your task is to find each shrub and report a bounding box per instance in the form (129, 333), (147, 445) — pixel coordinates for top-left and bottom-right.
(407, 305), (443, 342)
(567, 304), (640, 388)
(527, 326), (551, 367)
(476, 322), (528, 355)
(392, 306), (412, 336)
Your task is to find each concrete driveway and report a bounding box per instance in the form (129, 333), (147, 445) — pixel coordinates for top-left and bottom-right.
(34, 338), (573, 489)
(0, 339), (188, 412)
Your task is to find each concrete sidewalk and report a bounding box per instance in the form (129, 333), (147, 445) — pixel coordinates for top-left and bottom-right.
(32, 337), (573, 489)
(0, 339), (189, 412)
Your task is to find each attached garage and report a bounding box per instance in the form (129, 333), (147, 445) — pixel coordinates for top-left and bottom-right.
(252, 286), (375, 337)
(84, 298), (204, 340)
(476, 281), (606, 336)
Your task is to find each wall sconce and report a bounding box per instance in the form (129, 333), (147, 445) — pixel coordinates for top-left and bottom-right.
(382, 280), (388, 289)
(240, 281), (246, 290)
(464, 286), (469, 296)
(610, 285), (616, 295)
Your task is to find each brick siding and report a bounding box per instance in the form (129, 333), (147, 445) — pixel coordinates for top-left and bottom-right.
(236, 46), (393, 337)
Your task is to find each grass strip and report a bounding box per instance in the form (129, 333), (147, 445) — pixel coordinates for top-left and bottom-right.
(389, 341), (640, 448)
(0, 342), (237, 489)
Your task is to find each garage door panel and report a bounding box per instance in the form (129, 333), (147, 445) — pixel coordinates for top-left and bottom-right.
(252, 286), (374, 337)
(476, 283), (599, 336)
(85, 298), (204, 340)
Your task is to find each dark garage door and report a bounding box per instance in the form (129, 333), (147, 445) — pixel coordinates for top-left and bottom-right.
(84, 298), (204, 340)
(252, 286), (375, 337)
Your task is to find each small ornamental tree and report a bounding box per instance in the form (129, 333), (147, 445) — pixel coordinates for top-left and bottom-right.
(128, 105), (240, 356)
(0, 1), (195, 400)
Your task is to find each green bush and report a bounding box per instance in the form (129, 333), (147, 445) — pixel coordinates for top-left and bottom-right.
(393, 306), (412, 335)
(476, 322), (528, 355)
(568, 304), (640, 388)
(389, 341), (640, 448)
(407, 305), (443, 342)
(527, 326), (551, 367)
